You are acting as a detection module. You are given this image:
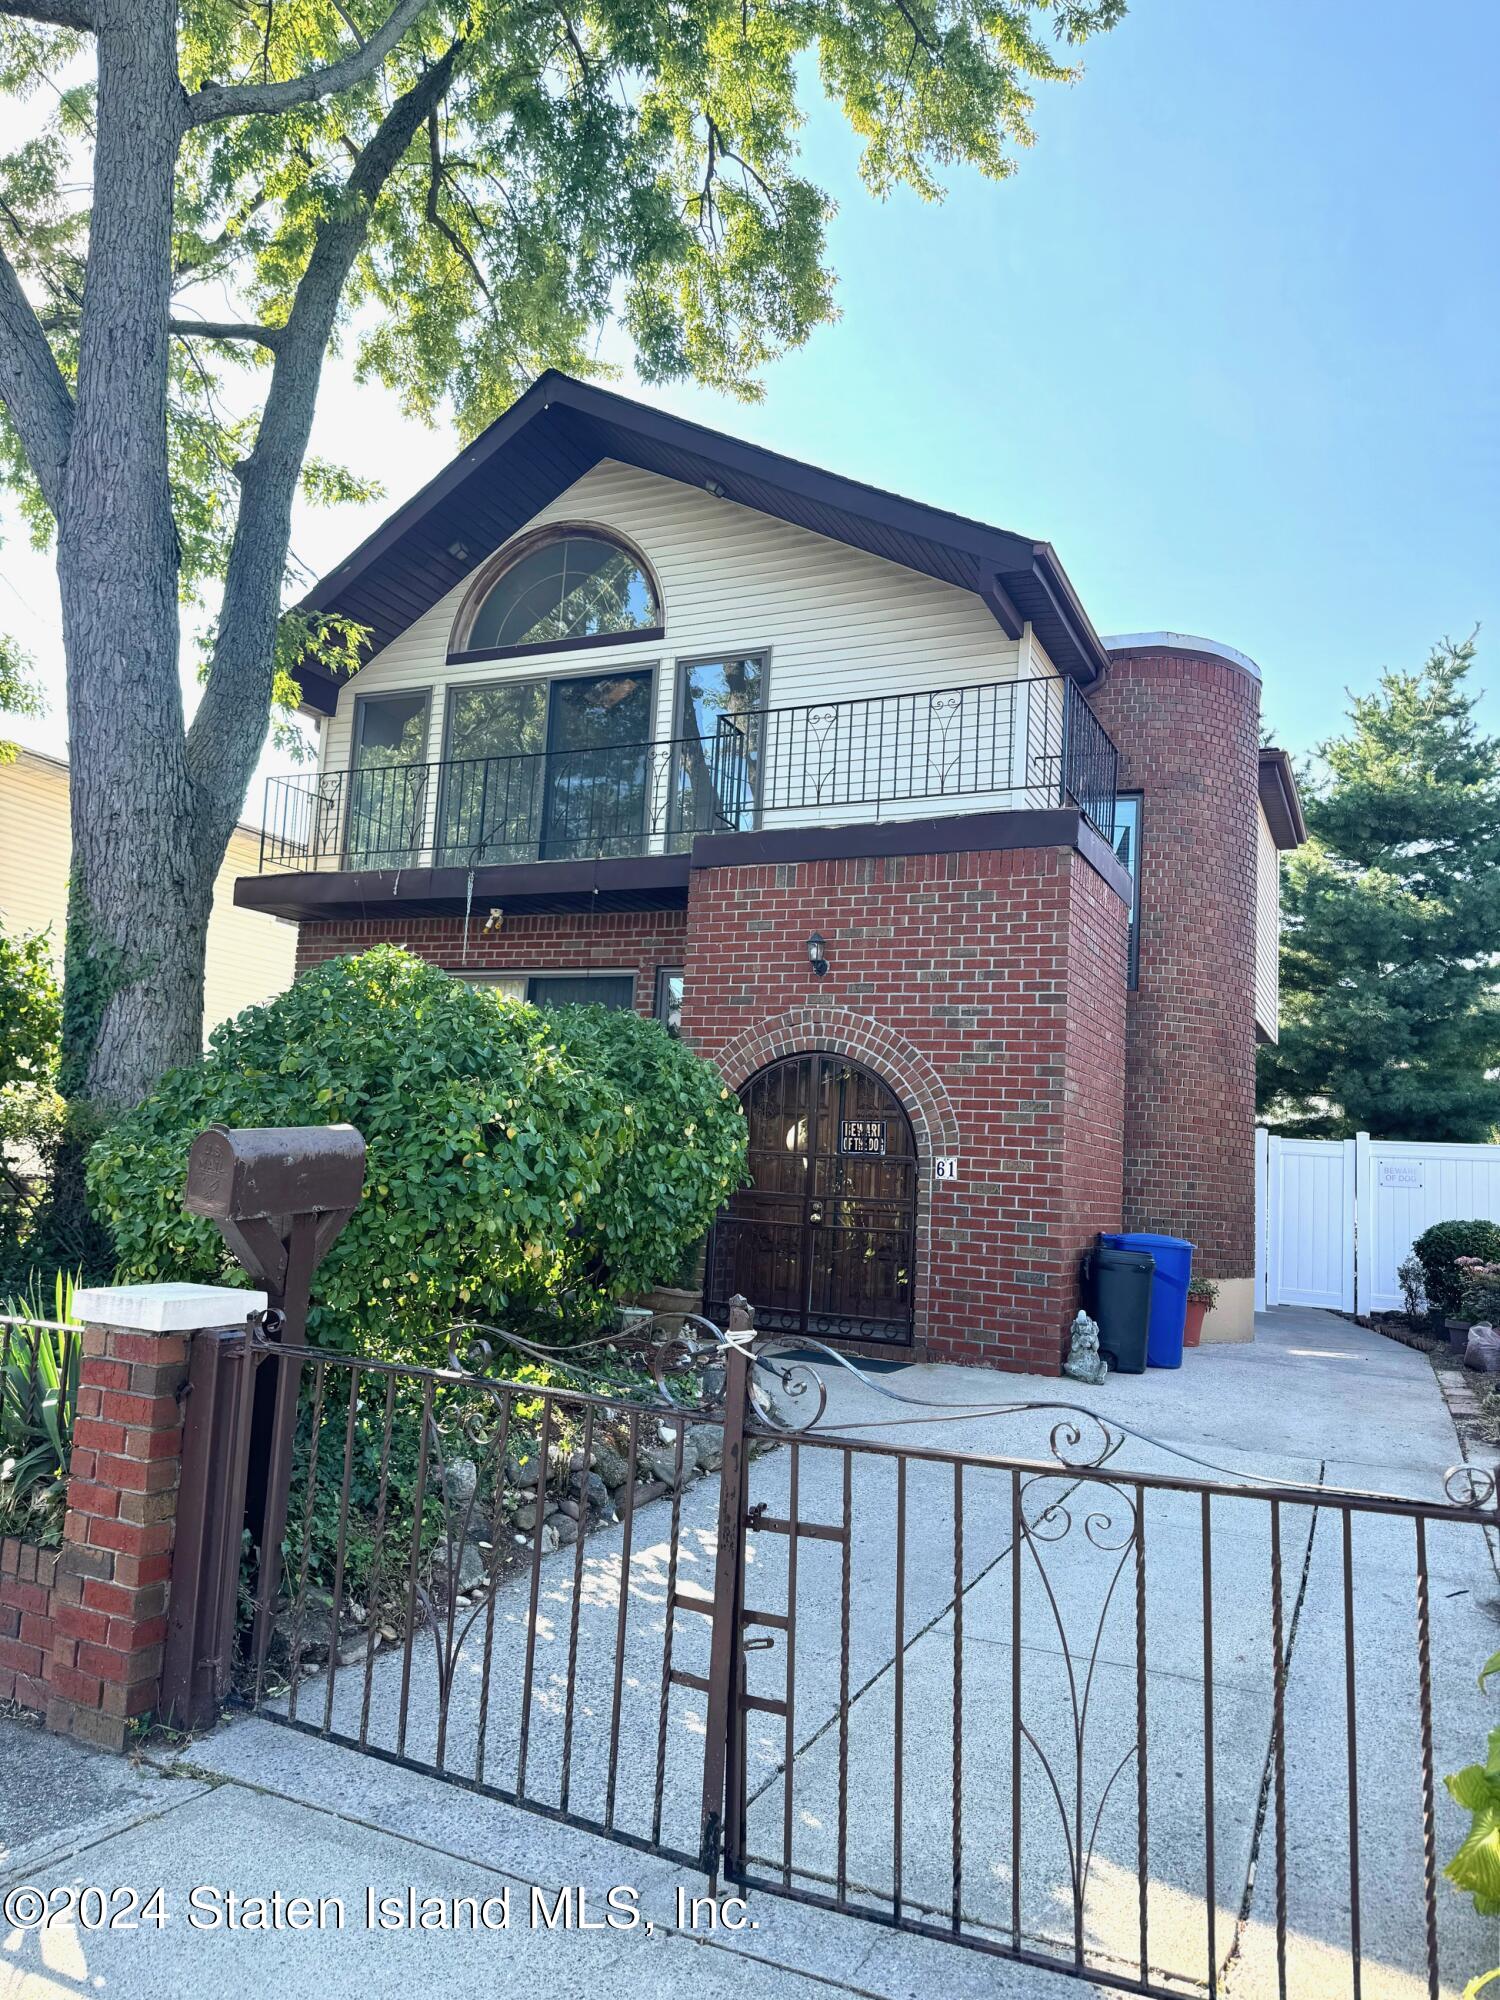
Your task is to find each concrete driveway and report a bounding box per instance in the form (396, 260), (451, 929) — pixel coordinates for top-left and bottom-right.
(2, 1307), (1497, 2000)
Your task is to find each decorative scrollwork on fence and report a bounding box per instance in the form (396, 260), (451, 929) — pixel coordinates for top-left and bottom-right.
(438, 1297), (826, 1435)
(1443, 1462), (1497, 1509)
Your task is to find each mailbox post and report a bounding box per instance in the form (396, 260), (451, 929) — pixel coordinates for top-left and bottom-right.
(164, 1125), (366, 1721)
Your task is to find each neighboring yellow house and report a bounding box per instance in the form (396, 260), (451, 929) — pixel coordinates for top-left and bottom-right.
(0, 746), (296, 1037)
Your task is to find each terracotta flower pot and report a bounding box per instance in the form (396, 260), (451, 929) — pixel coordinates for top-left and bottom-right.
(1184, 1298), (1209, 1347)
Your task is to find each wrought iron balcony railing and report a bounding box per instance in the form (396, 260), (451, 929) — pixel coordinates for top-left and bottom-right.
(258, 674), (1117, 875)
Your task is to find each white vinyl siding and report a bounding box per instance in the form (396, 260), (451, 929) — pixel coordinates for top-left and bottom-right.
(0, 750), (297, 1039)
(320, 459), (1050, 834)
(1254, 802), (1280, 1042)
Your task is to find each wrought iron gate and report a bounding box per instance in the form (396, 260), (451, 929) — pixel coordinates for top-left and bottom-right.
(217, 1309), (1500, 1999)
(706, 1054), (919, 1345)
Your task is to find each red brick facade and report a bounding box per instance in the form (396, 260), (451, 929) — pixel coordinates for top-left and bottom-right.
(1088, 645), (1262, 1295)
(0, 1536), (57, 1712)
(294, 908), (688, 1013)
(680, 842), (1126, 1370)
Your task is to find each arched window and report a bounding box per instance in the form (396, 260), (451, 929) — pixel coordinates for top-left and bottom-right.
(454, 528), (661, 657)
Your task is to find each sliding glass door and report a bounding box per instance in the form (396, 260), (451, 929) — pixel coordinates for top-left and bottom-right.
(437, 669), (656, 865)
(437, 680), (548, 865)
(542, 671), (655, 859)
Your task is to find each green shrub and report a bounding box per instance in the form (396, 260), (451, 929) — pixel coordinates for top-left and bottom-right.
(1413, 1219), (1500, 1318)
(1444, 1650), (1500, 1927)
(0, 1270), (78, 1546)
(86, 948), (746, 1361)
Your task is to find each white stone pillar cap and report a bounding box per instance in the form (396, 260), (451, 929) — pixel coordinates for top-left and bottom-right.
(72, 1282), (268, 1332)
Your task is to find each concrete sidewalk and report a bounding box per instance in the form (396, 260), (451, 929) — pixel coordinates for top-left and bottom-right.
(3, 1308), (1497, 2000)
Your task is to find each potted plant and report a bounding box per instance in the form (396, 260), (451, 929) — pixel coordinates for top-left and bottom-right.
(1184, 1274), (1218, 1347)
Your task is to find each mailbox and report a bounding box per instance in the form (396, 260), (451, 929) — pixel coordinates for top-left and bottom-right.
(185, 1123), (366, 1223)
(174, 1123), (369, 1707)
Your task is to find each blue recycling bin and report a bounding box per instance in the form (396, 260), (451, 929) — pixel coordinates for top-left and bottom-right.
(1101, 1232), (1194, 1369)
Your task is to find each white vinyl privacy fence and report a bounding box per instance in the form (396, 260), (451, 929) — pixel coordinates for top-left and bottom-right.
(1256, 1128), (1500, 1314)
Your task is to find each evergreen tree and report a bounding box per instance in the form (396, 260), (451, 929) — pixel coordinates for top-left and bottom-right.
(1258, 637), (1500, 1141)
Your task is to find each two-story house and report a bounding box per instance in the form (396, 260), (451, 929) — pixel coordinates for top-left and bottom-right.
(236, 373), (1304, 1372)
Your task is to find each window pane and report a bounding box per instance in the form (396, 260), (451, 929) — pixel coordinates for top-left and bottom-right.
(527, 975), (636, 1011)
(439, 682), (548, 864)
(654, 966), (684, 1037)
(467, 536), (658, 652)
(355, 692), (427, 766)
(348, 694), (428, 866)
(1113, 795), (1142, 986)
(674, 655), (764, 841)
(542, 671), (655, 860)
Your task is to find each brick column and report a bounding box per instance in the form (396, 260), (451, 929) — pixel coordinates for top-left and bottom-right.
(45, 1283), (265, 1749)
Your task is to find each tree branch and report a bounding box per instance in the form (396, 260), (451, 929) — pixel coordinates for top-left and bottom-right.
(186, 39), (464, 827)
(0, 233), (75, 519)
(185, 0), (435, 125)
(169, 316), (285, 350)
(0, 0), (94, 28)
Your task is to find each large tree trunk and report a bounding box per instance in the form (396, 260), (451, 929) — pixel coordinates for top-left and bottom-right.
(57, 0), (207, 1109)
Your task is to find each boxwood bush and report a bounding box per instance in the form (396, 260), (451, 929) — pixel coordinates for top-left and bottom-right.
(1412, 1218), (1500, 1319)
(86, 948), (746, 1360)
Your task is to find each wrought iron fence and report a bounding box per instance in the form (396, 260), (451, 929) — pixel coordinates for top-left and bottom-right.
(258, 674), (1118, 873)
(223, 1304), (1499, 1999)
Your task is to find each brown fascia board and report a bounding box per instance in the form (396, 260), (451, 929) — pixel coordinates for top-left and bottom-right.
(291, 371), (1109, 712)
(1258, 747), (1308, 849)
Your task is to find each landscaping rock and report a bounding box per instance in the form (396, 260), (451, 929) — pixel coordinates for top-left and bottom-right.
(506, 1452), (543, 1488)
(626, 1479), (669, 1510)
(440, 1457), (478, 1509)
(551, 1512), (580, 1546)
(590, 1439), (631, 1489)
(636, 1444), (685, 1488)
(431, 1535), (488, 1595)
(568, 1467), (613, 1512)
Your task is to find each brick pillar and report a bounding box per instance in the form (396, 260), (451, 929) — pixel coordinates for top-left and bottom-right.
(45, 1283), (265, 1749)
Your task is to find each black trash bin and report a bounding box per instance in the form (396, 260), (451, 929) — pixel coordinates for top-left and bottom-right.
(1083, 1241), (1156, 1375)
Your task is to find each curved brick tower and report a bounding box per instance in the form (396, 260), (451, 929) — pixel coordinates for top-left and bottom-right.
(1088, 635), (1263, 1340)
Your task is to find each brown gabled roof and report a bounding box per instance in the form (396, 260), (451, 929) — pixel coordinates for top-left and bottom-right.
(1258, 746), (1307, 848)
(295, 371), (1111, 713)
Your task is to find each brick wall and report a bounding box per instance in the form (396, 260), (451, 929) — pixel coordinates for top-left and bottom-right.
(1088, 645), (1261, 1313)
(295, 908), (688, 1015)
(681, 841), (1128, 1371)
(0, 1537), (57, 1712)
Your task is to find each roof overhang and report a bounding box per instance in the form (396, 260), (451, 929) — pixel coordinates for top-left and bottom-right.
(294, 371), (1111, 714)
(1258, 747), (1307, 849)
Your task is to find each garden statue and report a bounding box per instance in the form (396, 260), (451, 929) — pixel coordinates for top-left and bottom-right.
(1063, 1308), (1109, 1386)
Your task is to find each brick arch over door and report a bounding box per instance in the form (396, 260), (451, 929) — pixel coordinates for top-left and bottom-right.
(710, 1007), (961, 1352)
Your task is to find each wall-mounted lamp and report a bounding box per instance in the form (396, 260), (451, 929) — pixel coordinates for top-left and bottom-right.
(704, 478), (726, 499)
(808, 932), (829, 978)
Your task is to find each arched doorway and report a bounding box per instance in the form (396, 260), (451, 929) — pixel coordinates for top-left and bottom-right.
(706, 1054), (919, 1345)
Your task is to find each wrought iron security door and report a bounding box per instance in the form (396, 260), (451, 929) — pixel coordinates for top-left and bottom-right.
(707, 1055), (918, 1346)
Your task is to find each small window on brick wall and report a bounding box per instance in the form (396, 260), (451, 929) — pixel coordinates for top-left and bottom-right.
(1113, 794), (1143, 986)
(654, 966), (684, 1037)
(528, 974), (636, 1010)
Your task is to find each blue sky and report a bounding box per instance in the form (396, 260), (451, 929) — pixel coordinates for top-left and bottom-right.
(3, 0), (1496, 772)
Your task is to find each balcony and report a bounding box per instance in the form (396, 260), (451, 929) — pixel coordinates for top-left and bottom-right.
(242, 675), (1118, 919)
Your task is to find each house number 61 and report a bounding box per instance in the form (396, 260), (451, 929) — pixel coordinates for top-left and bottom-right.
(934, 1157), (960, 1181)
